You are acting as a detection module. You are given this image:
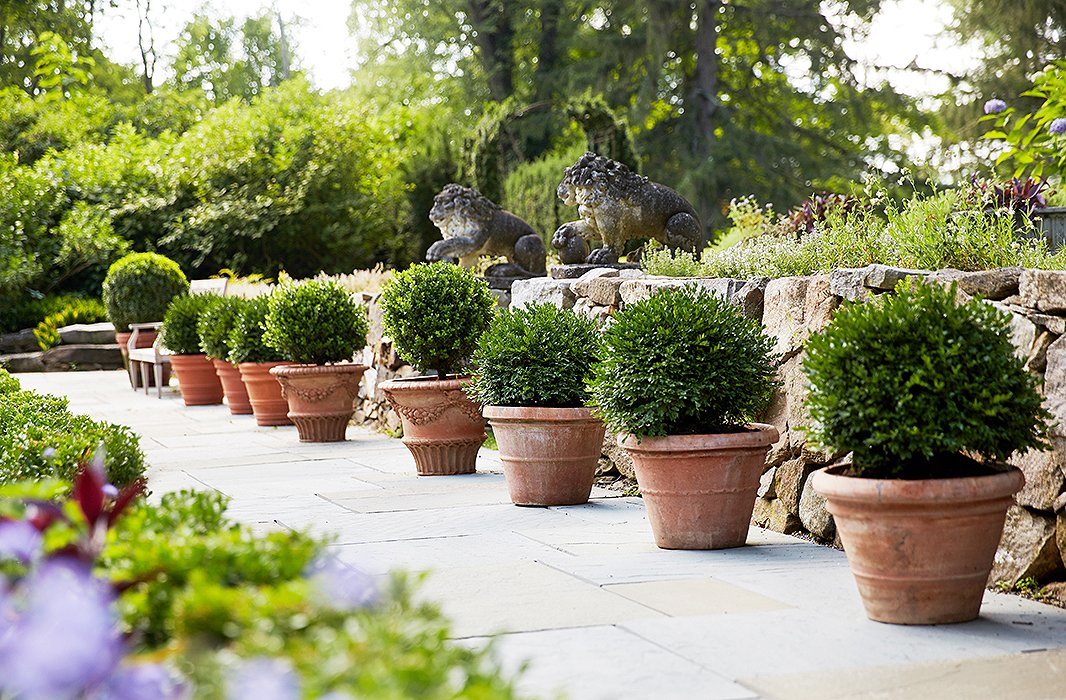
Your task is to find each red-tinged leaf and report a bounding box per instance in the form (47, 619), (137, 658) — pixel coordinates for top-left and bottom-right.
(24, 501), (67, 531)
(73, 465), (104, 526)
(106, 477), (146, 528)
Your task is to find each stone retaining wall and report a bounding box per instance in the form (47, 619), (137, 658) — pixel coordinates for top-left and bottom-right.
(506, 264), (1066, 587)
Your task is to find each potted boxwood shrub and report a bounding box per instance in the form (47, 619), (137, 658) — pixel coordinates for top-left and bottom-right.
(589, 286), (779, 549)
(469, 302), (604, 505)
(263, 280), (369, 442)
(102, 252), (188, 369)
(160, 294), (225, 406)
(805, 281), (1050, 625)
(228, 296), (292, 427)
(379, 262), (495, 475)
(198, 296), (252, 416)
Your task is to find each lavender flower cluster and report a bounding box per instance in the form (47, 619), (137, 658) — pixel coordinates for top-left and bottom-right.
(984, 98), (1066, 135)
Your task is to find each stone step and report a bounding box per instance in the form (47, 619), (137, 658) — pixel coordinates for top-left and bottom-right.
(58, 322), (116, 345)
(0, 344), (123, 373)
(0, 329), (38, 354)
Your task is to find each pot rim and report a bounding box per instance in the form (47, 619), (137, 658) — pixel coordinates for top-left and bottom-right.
(270, 363), (369, 377)
(380, 375), (472, 392)
(619, 423), (779, 452)
(812, 463), (1024, 504)
(238, 360), (291, 370)
(484, 405), (600, 422)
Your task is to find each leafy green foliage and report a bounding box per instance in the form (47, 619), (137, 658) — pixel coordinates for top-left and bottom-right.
(802, 281), (1052, 478)
(590, 286), (778, 437)
(0, 389), (145, 487)
(379, 263), (495, 378)
(264, 280), (368, 365)
(470, 302), (600, 407)
(982, 61), (1066, 181)
(102, 253), (189, 332)
(0, 293), (96, 334)
(0, 368), (20, 394)
(227, 296), (285, 364)
(161, 294), (220, 356)
(33, 297), (107, 351)
(197, 296), (248, 360)
(502, 143), (584, 245)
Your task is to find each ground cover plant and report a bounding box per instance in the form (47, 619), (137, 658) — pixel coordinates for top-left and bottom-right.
(0, 473), (521, 698)
(589, 286), (778, 437)
(802, 280), (1052, 478)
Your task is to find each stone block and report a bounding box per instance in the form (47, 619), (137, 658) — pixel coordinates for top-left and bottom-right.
(991, 302), (1038, 360)
(798, 477), (835, 541)
(731, 277), (768, 320)
(618, 277), (742, 307)
(56, 322), (116, 345)
(862, 264), (930, 291)
(1026, 331), (1054, 374)
(1012, 443), (1066, 512)
(0, 352), (45, 372)
(828, 268), (872, 302)
(757, 467), (776, 499)
(773, 458), (817, 514)
(762, 274), (838, 361)
(577, 277), (626, 306)
(1028, 313), (1066, 335)
(0, 329), (39, 354)
(488, 289), (511, 308)
(511, 278), (576, 310)
(600, 432), (634, 479)
(1020, 269), (1066, 313)
(958, 267), (1022, 300)
(1041, 335), (1066, 430)
(752, 497), (803, 534)
(991, 506), (1062, 585)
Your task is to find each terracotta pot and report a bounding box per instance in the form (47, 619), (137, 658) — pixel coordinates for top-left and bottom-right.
(812, 465), (1024, 625)
(212, 358), (253, 415)
(271, 364), (367, 442)
(381, 376), (486, 476)
(620, 423), (779, 550)
(239, 362), (293, 426)
(485, 405), (606, 506)
(170, 354), (224, 406)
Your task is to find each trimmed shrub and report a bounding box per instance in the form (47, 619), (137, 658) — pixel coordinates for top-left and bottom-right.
(802, 281), (1052, 478)
(33, 297), (108, 351)
(589, 286), (778, 437)
(102, 253), (189, 332)
(160, 294), (220, 355)
(227, 296), (285, 365)
(470, 302), (600, 407)
(263, 280), (368, 365)
(197, 296), (248, 361)
(379, 262), (495, 378)
(0, 389), (145, 487)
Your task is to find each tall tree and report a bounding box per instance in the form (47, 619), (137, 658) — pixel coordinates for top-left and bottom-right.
(0, 1), (95, 93)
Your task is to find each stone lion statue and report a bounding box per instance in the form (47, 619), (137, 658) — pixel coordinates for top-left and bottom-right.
(427, 184), (547, 279)
(553, 152), (702, 265)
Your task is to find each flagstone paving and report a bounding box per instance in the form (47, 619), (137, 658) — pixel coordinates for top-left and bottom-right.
(16, 370), (1066, 700)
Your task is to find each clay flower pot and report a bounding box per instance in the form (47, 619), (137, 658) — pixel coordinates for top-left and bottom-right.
(484, 406), (605, 506)
(620, 423), (779, 550)
(271, 363), (367, 442)
(381, 376), (486, 476)
(212, 358), (252, 415)
(812, 465), (1024, 625)
(170, 354), (224, 406)
(239, 362), (293, 426)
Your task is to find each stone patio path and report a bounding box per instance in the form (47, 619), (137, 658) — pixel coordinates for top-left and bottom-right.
(16, 370), (1066, 700)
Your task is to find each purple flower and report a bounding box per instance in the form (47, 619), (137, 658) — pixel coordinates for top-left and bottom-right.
(983, 98), (1007, 114)
(0, 559), (122, 697)
(1050, 118), (1066, 135)
(306, 556), (378, 610)
(103, 484), (119, 499)
(94, 662), (186, 700)
(0, 520), (42, 565)
(226, 657), (301, 700)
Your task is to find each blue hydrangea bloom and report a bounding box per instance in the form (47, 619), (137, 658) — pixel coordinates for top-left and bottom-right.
(1050, 118), (1066, 135)
(983, 98), (1007, 114)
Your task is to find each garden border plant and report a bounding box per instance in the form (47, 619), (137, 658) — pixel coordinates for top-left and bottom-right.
(470, 302), (605, 506)
(806, 280), (1051, 624)
(379, 262), (495, 476)
(589, 285), (780, 549)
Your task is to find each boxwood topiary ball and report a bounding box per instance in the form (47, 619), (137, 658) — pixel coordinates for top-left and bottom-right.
(590, 285), (778, 438)
(227, 296), (286, 365)
(197, 296), (248, 361)
(470, 302), (600, 408)
(379, 262), (495, 378)
(161, 294), (221, 355)
(263, 280), (369, 365)
(803, 280), (1051, 478)
(102, 253), (189, 332)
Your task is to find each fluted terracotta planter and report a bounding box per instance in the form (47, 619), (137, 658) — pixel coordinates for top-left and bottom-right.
(381, 376), (486, 476)
(212, 358), (252, 415)
(170, 354), (224, 406)
(271, 363), (367, 442)
(239, 362), (293, 426)
(812, 465), (1024, 625)
(621, 423), (779, 550)
(485, 406), (605, 506)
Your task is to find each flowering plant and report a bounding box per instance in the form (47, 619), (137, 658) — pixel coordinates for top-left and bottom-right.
(981, 60), (1066, 182)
